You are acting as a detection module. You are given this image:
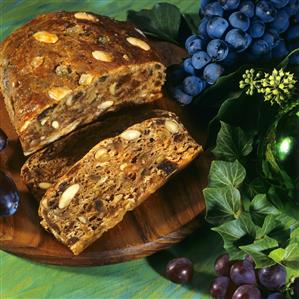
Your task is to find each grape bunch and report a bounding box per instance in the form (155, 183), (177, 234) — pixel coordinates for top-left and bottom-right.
(174, 0), (299, 104)
(0, 128), (20, 217)
(210, 254), (289, 299)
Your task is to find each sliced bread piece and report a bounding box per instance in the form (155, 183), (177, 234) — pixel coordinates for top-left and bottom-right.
(38, 111), (202, 255)
(21, 109), (172, 200)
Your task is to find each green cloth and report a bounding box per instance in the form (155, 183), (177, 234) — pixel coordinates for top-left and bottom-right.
(1, 1), (222, 298)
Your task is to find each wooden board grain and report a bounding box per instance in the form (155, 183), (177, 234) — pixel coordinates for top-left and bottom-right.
(0, 41), (211, 266)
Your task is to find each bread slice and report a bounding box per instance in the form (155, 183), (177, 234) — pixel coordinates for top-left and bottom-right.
(0, 11), (165, 155)
(38, 111), (202, 255)
(21, 109), (173, 200)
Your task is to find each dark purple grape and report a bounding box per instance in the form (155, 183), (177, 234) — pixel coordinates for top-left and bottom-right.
(0, 171), (20, 216)
(0, 129), (8, 151)
(294, 277), (299, 298)
(214, 254), (231, 276)
(267, 292), (285, 299)
(258, 264), (286, 291)
(166, 257), (193, 284)
(210, 276), (230, 299)
(245, 255), (255, 267)
(232, 285), (262, 299)
(230, 260), (256, 286)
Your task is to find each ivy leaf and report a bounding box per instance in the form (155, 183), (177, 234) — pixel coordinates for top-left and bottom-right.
(204, 186), (242, 225)
(182, 13), (200, 34)
(256, 215), (280, 239)
(208, 160), (246, 188)
(213, 214), (256, 260)
(240, 236), (278, 268)
(278, 48), (299, 69)
(268, 248), (285, 264)
(212, 122), (254, 161)
(282, 242), (299, 268)
(127, 3), (193, 46)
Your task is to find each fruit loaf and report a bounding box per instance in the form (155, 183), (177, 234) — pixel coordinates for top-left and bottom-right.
(0, 11), (166, 155)
(38, 111), (202, 255)
(21, 109), (173, 200)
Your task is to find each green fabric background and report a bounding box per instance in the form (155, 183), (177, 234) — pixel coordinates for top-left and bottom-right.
(0, 1), (222, 298)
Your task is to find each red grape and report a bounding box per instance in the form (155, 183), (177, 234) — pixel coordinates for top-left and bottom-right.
(166, 257), (193, 284)
(210, 276), (230, 299)
(215, 254), (230, 276)
(0, 170), (20, 216)
(0, 129), (7, 151)
(230, 260), (256, 286)
(232, 285), (262, 299)
(258, 264), (286, 291)
(294, 277), (299, 298)
(245, 255), (255, 267)
(267, 292), (285, 299)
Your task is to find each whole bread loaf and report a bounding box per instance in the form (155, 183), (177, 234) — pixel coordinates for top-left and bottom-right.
(0, 11), (165, 155)
(21, 109), (173, 200)
(38, 111), (202, 255)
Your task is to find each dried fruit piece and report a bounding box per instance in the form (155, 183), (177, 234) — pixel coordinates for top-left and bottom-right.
(31, 56), (44, 68)
(79, 73), (94, 86)
(48, 87), (72, 102)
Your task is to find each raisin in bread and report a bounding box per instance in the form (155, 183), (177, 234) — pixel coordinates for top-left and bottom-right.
(0, 11), (165, 156)
(21, 109), (173, 200)
(38, 112), (202, 255)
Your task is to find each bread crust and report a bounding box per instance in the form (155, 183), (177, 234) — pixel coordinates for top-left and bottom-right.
(0, 11), (165, 155)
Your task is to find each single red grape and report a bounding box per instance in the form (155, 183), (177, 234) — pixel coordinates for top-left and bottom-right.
(0, 170), (20, 216)
(214, 254), (230, 276)
(210, 276), (230, 299)
(166, 257), (193, 284)
(230, 260), (256, 286)
(258, 264), (286, 291)
(294, 277), (299, 298)
(267, 292), (285, 299)
(0, 129), (8, 151)
(232, 284), (262, 299)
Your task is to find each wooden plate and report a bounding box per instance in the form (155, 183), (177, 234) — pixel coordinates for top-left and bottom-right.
(0, 42), (211, 266)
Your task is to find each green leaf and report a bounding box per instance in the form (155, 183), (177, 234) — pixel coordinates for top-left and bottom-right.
(278, 48), (299, 69)
(204, 186), (242, 225)
(240, 236), (278, 268)
(212, 122), (254, 161)
(208, 160), (246, 188)
(282, 242), (299, 268)
(182, 13), (200, 34)
(269, 248), (285, 264)
(127, 3), (193, 46)
(213, 214), (256, 260)
(250, 194), (280, 216)
(256, 215), (280, 239)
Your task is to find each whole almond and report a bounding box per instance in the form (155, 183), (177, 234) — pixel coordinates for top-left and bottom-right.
(92, 51), (113, 62)
(59, 184), (80, 209)
(33, 31), (58, 43)
(120, 129), (141, 140)
(74, 12), (98, 22)
(165, 120), (179, 134)
(126, 37), (150, 51)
